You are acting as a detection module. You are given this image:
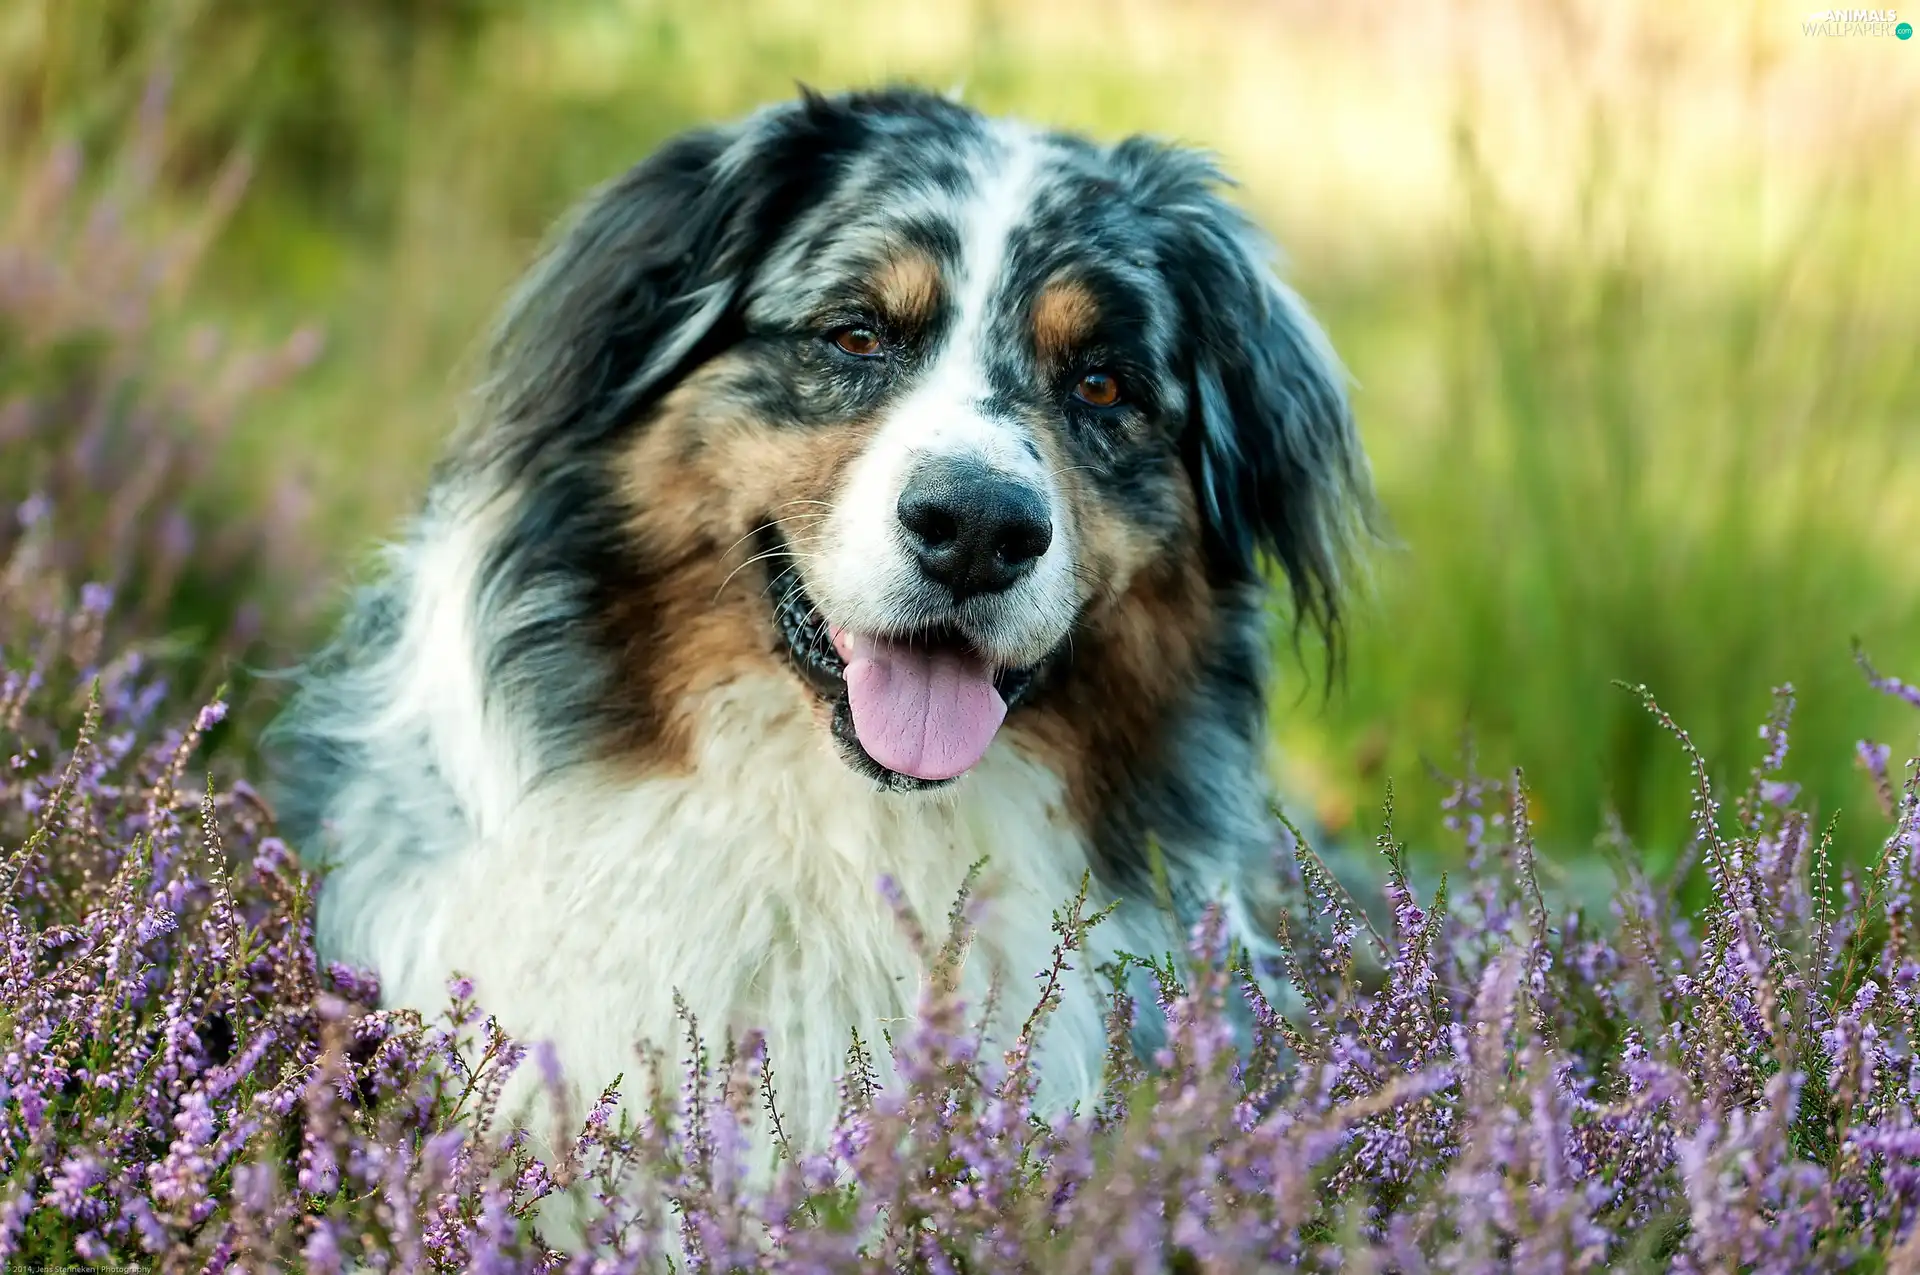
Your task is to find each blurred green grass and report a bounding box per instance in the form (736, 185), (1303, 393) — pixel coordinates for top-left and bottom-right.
(4, 0), (1916, 872)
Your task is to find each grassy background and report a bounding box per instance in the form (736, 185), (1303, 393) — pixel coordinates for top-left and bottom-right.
(3, 0), (1916, 877)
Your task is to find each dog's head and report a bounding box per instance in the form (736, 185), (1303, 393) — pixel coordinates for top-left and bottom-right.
(470, 88), (1373, 791)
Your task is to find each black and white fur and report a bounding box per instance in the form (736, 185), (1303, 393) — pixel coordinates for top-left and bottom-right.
(270, 88), (1374, 1155)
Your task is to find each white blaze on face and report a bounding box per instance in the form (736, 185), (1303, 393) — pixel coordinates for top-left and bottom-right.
(804, 124), (1084, 781)
(812, 123), (1079, 661)
(798, 129), (1090, 783)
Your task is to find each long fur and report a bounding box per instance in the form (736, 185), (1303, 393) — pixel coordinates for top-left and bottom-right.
(269, 87), (1375, 1169)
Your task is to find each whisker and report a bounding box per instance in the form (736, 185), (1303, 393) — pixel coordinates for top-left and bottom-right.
(718, 516), (832, 568)
(716, 531), (837, 603)
(755, 547), (834, 605)
(714, 550), (794, 600)
(710, 529), (829, 591)
(716, 540), (831, 600)
(720, 528), (770, 564)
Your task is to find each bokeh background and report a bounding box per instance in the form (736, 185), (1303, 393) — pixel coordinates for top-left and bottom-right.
(2, 0), (1916, 885)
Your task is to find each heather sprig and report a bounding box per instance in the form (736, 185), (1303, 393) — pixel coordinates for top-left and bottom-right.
(8, 537), (1920, 1269)
(0, 76), (327, 691)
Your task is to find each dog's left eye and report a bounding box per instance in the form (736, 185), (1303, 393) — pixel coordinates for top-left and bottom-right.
(830, 327), (884, 358)
(1073, 371), (1123, 408)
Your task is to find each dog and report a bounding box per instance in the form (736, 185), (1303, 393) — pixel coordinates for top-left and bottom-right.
(270, 87), (1374, 1154)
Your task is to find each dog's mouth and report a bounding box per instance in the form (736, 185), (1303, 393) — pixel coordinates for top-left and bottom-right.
(761, 525), (1048, 791)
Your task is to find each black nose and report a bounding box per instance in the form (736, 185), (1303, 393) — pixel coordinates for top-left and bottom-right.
(897, 458), (1053, 602)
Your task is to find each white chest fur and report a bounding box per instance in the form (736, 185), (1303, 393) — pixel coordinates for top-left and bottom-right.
(337, 669), (1155, 1149)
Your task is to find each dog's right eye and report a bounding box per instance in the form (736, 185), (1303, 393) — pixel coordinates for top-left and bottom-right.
(830, 327), (884, 358)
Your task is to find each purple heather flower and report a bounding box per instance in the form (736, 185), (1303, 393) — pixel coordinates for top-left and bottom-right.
(15, 492), (50, 527)
(48, 1151), (107, 1220)
(4, 539), (1920, 1269)
(302, 1218), (345, 1274)
(1857, 648), (1920, 711)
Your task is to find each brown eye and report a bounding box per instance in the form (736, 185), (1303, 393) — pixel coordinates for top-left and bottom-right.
(1074, 371), (1122, 408)
(832, 326), (883, 357)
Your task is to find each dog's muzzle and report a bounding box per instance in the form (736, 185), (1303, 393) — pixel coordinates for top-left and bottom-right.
(761, 524), (1054, 791)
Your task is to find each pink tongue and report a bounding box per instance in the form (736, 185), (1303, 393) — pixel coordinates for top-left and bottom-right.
(830, 627), (1007, 781)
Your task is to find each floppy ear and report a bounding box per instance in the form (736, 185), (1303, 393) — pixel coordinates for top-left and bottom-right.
(1115, 140), (1376, 647)
(474, 91), (865, 474)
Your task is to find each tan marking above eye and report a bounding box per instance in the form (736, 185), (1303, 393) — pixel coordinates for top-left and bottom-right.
(1032, 278), (1100, 363)
(872, 251), (941, 327)
(833, 327), (883, 357)
(1074, 371), (1122, 407)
